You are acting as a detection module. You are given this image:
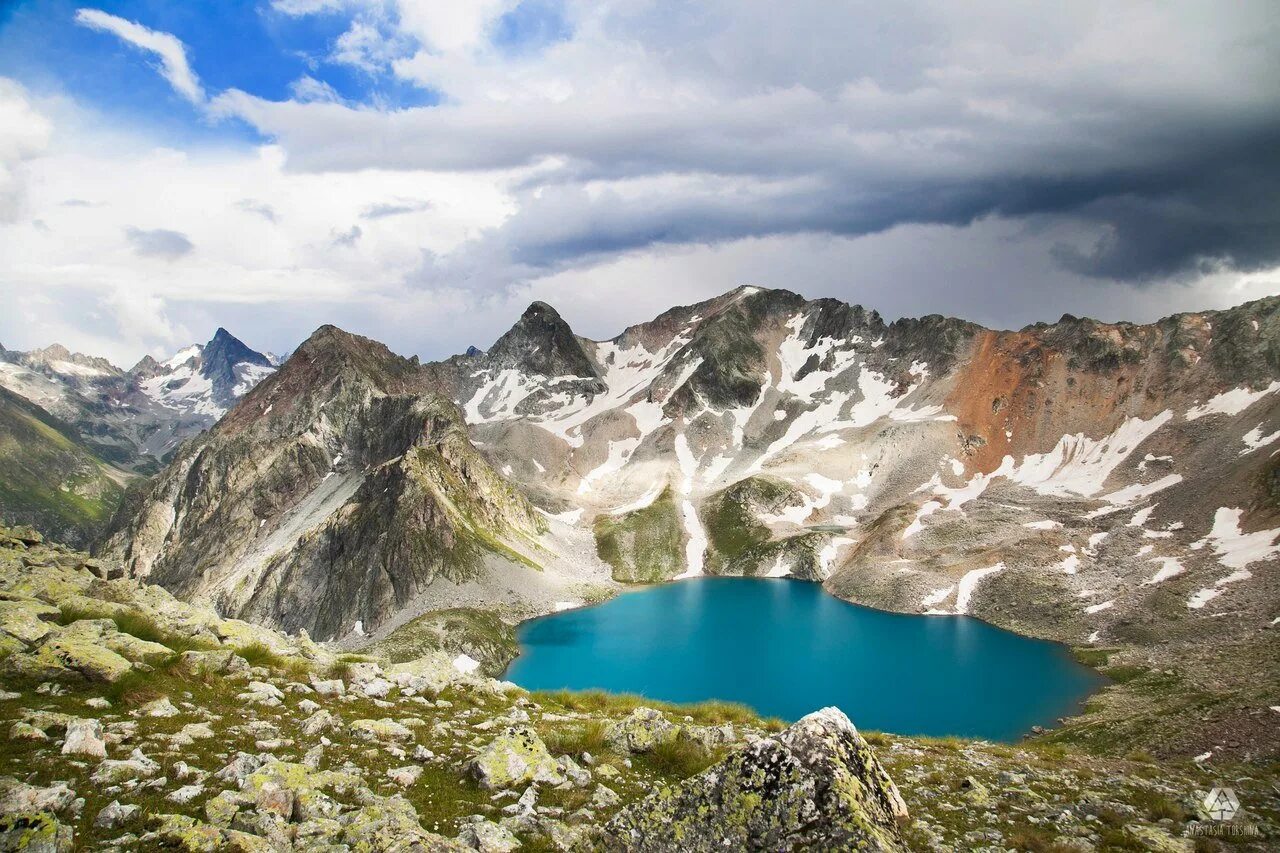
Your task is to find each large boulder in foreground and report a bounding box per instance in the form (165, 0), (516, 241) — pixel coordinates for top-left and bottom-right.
(600, 707), (908, 852)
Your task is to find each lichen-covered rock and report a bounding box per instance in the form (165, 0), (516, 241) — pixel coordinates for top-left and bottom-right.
(91, 748), (160, 785)
(457, 817), (521, 852)
(604, 707), (679, 754)
(0, 811), (73, 853)
(339, 795), (470, 852)
(0, 780), (76, 817)
(601, 707), (908, 852)
(7, 621), (133, 683)
(0, 599), (58, 645)
(350, 718), (414, 742)
(178, 649), (251, 677)
(147, 813), (224, 852)
(466, 725), (564, 790)
(94, 800), (138, 830)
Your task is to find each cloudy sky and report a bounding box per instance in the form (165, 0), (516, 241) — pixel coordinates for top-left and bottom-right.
(0, 1), (1277, 366)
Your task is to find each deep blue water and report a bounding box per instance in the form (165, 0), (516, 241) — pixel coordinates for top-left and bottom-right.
(504, 578), (1104, 741)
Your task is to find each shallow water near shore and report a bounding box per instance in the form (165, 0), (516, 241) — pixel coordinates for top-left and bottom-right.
(504, 577), (1103, 741)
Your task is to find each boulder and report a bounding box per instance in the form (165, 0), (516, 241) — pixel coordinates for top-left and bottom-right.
(10, 622), (133, 682)
(602, 707), (908, 852)
(92, 748), (160, 785)
(94, 800), (139, 829)
(140, 697), (180, 718)
(0, 811), (73, 852)
(60, 718), (106, 760)
(456, 818), (521, 852)
(179, 649), (251, 677)
(466, 726), (564, 790)
(386, 765), (422, 787)
(339, 795), (469, 852)
(604, 707), (679, 754)
(350, 718), (414, 742)
(0, 599), (59, 645)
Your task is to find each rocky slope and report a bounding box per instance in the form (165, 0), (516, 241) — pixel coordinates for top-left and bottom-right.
(100, 325), (605, 643)
(0, 329), (274, 472)
(1, 526), (1275, 851)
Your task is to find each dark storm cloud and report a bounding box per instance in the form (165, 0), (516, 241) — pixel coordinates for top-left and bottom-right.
(219, 0), (1280, 292)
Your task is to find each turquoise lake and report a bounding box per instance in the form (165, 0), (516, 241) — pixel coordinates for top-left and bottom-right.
(504, 577), (1103, 741)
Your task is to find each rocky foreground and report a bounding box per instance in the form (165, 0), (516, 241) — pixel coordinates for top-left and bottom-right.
(0, 526), (1276, 851)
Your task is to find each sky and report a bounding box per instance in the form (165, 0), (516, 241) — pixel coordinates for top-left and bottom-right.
(0, 1), (1278, 366)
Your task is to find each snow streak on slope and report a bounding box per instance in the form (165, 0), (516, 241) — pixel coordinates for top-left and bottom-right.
(1008, 411), (1173, 497)
(1185, 381), (1280, 420)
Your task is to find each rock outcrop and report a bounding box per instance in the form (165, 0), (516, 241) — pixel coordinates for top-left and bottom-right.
(602, 707), (908, 852)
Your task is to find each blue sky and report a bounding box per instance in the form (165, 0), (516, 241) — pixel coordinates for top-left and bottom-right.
(0, 1), (1276, 365)
(0, 0), (442, 144)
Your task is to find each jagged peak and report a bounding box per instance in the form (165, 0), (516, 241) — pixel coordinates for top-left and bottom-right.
(488, 300), (600, 380)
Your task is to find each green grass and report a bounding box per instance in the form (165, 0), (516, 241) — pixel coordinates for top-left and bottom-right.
(233, 642), (295, 672)
(542, 719), (609, 756)
(641, 738), (723, 778)
(1129, 788), (1186, 822)
(531, 689), (761, 727)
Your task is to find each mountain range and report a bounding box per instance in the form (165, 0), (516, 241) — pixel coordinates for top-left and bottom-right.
(0, 328), (276, 544)
(3, 287), (1278, 759)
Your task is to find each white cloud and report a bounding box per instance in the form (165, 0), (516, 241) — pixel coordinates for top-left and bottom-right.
(74, 8), (205, 104)
(4, 3), (1278, 365)
(125, 226), (194, 260)
(0, 80), (53, 222)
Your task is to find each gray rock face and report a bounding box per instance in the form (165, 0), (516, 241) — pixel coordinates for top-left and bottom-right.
(601, 707), (908, 852)
(102, 324), (544, 642)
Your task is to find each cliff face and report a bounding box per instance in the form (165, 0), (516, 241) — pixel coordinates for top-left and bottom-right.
(102, 326), (545, 641)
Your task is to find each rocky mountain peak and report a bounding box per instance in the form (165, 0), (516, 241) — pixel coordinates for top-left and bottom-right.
(128, 354), (162, 379)
(487, 300), (600, 380)
(284, 324), (423, 393)
(199, 327), (270, 386)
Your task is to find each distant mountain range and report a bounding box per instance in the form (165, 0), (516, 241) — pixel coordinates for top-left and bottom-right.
(0, 328), (275, 543)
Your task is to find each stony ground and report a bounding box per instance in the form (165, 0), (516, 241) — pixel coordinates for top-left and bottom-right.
(0, 526), (1277, 851)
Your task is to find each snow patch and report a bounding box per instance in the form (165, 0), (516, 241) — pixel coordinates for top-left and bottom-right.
(1186, 381), (1280, 420)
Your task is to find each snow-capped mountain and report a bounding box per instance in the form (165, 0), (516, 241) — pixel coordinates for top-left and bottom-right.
(132, 327), (275, 423)
(0, 328), (274, 469)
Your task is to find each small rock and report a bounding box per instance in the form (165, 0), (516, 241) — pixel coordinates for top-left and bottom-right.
(61, 717), (107, 760)
(94, 799), (139, 829)
(167, 784), (204, 805)
(387, 766), (422, 787)
(140, 697), (180, 718)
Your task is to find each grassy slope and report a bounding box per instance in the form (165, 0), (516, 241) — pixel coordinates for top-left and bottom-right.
(0, 387), (125, 546)
(592, 486), (684, 582)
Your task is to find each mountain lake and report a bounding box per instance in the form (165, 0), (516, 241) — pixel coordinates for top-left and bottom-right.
(504, 576), (1104, 740)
